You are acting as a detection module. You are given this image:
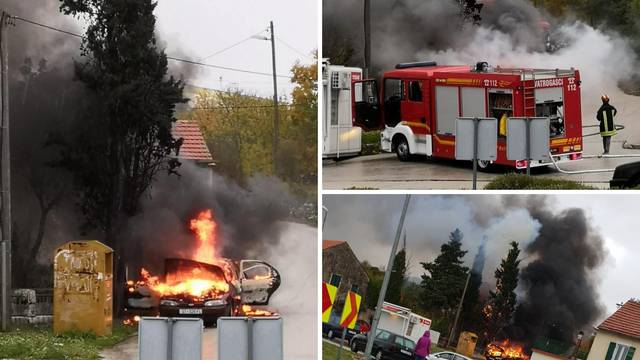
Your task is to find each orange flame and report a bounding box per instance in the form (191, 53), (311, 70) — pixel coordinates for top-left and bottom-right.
(486, 340), (530, 360)
(190, 209), (218, 263)
(242, 305), (277, 316)
(127, 209), (228, 300)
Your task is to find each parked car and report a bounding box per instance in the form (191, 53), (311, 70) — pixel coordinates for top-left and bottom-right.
(322, 319), (371, 342)
(350, 329), (415, 360)
(428, 351), (474, 360)
(610, 160), (640, 189)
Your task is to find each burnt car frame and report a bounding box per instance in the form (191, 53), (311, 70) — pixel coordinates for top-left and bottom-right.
(124, 257), (281, 324)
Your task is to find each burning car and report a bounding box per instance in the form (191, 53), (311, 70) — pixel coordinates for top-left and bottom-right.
(484, 340), (530, 360)
(123, 209), (281, 325)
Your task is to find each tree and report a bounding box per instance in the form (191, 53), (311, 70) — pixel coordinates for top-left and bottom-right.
(279, 55), (317, 184)
(58, 0), (186, 242)
(362, 261), (384, 310)
(386, 248), (406, 304)
(483, 241), (521, 342)
(420, 229), (469, 331)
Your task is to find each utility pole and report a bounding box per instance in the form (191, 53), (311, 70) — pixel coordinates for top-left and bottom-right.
(364, 195), (411, 358)
(0, 11), (11, 332)
(363, 0), (371, 78)
(447, 269), (472, 348)
(269, 21), (280, 176)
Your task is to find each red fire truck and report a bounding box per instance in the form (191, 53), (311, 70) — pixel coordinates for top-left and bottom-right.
(352, 61), (583, 169)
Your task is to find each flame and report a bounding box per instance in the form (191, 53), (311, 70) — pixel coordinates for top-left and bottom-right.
(139, 266), (229, 299)
(122, 315), (141, 326)
(242, 305), (277, 317)
(190, 209), (218, 263)
(126, 209), (228, 300)
(486, 340), (530, 360)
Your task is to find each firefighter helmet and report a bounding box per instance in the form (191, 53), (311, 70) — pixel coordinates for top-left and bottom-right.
(601, 94), (610, 103)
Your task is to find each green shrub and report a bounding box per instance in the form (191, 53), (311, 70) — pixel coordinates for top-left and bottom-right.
(485, 174), (597, 190)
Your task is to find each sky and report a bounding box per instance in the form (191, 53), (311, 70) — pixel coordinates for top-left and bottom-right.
(323, 194), (640, 319)
(7, 0), (317, 99)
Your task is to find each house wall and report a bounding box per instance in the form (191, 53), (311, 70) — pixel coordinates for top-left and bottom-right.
(587, 330), (640, 360)
(322, 243), (369, 316)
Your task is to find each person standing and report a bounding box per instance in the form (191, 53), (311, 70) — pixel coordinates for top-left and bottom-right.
(596, 94), (618, 154)
(414, 330), (431, 360)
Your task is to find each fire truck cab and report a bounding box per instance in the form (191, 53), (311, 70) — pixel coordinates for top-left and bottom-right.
(352, 61), (583, 169)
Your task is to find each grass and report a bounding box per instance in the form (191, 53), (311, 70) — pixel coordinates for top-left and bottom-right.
(0, 323), (137, 360)
(323, 340), (358, 360)
(361, 131), (381, 155)
(485, 174), (597, 190)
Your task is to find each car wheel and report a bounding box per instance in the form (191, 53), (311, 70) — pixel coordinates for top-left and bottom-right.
(327, 329), (334, 339)
(395, 136), (411, 161)
(477, 159), (491, 171)
(374, 350), (383, 360)
(350, 340), (358, 353)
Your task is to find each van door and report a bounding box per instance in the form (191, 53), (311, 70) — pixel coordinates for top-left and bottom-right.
(352, 79), (383, 131)
(239, 260), (281, 305)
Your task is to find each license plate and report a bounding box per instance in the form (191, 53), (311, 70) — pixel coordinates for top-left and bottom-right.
(179, 308), (202, 315)
(400, 349), (411, 355)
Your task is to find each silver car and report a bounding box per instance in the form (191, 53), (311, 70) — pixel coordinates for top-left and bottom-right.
(428, 351), (474, 360)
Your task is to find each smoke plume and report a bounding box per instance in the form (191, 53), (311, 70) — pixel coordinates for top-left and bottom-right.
(1, 0), (295, 280)
(323, 194), (607, 344)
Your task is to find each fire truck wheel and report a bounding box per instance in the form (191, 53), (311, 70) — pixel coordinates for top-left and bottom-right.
(394, 136), (411, 161)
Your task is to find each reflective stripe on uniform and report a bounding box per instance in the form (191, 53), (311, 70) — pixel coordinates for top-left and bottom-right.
(601, 110), (617, 137)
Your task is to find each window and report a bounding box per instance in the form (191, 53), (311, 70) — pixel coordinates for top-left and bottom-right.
(329, 273), (342, 288)
(384, 79), (403, 127)
(243, 265), (270, 280)
(605, 342), (636, 360)
(394, 336), (405, 347)
(330, 89), (338, 125)
(408, 80), (423, 102)
(376, 330), (391, 342)
(350, 284), (359, 294)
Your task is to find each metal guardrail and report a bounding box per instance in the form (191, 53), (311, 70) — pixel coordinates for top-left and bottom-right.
(11, 288), (53, 316)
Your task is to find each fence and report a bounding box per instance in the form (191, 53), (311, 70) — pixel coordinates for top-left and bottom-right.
(11, 288), (53, 323)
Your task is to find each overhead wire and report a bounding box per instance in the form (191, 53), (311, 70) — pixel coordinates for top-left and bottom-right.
(9, 14), (293, 79)
(199, 28), (268, 61)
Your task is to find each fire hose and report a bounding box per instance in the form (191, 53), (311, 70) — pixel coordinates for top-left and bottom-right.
(547, 123), (640, 174)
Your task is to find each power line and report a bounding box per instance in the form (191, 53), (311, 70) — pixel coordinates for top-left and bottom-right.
(9, 14), (293, 79)
(167, 56), (291, 79)
(276, 36), (313, 60)
(199, 28), (268, 61)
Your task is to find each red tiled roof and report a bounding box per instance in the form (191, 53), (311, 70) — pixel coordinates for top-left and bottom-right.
(323, 240), (345, 250)
(172, 120), (213, 162)
(598, 300), (640, 340)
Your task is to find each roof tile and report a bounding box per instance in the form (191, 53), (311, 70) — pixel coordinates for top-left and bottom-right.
(598, 300), (640, 340)
(172, 120), (213, 162)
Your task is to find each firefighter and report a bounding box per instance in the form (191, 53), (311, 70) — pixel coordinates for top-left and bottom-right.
(596, 94), (617, 154)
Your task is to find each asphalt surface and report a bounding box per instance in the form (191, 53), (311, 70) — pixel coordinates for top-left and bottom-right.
(99, 222), (317, 360)
(323, 137), (640, 190)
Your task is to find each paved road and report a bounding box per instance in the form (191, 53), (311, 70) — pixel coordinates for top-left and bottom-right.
(323, 137), (640, 190)
(100, 222), (317, 360)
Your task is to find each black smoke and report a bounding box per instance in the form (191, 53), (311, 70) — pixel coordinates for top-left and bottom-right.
(123, 162), (293, 275)
(1, 0), (293, 284)
(509, 204), (606, 345)
(322, 0), (555, 73)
